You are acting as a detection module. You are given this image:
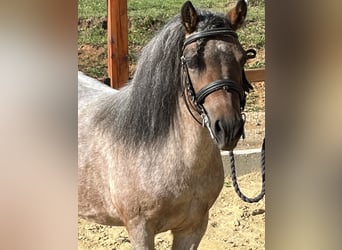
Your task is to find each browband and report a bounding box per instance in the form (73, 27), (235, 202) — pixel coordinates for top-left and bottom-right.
(183, 28), (238, 50)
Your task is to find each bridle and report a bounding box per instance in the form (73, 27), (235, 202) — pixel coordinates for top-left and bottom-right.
(180, 27), (256, 143)
(181, 27), (265, 203)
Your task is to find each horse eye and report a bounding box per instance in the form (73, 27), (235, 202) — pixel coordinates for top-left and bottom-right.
(185, 55), (200, 69)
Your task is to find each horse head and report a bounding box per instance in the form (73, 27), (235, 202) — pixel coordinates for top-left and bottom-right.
(180, 0), (253, 150)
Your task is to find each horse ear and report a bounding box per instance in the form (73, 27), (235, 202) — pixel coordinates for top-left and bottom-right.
(181, 1), (198, 34)
(227, 0), (248, 30)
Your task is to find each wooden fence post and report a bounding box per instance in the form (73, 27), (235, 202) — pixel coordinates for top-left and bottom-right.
(107, 0), (128, 89)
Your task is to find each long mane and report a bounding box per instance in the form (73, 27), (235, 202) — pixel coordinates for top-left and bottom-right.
(98, 11), (231, 147)
(102, 15), (184, 147)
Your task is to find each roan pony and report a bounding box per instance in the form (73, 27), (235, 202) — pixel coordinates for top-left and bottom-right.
(78, 1), (253, 248)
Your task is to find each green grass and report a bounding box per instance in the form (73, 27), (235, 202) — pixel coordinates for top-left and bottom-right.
(240, 7), (265, 49)
(78, 24), (106, 45)
(78, 0), (107, 18)
(78, 0), (265, 77)
(127, 0), (264, 50)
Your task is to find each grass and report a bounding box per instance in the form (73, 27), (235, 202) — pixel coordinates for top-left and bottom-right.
(78, 0), (107, 18)
(78, 0), (265, 79)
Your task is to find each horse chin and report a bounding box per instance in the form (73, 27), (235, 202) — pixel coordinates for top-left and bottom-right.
(217, 139), (239, 151)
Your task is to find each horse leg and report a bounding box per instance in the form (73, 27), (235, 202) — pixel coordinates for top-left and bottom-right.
(126, 219), (155, 250)
(171, 212), (209, 250)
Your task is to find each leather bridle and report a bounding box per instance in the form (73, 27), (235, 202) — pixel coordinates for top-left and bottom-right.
(180, 27), (256, 143)
(181, 27), (265, 204)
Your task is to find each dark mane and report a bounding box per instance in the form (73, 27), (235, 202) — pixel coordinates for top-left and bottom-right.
(102, 10), (232, 147)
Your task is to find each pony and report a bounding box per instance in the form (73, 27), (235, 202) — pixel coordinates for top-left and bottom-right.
(78, 1), (253, 248)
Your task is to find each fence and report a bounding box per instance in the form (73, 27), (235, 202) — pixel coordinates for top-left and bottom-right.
(107, 0), (264, 88)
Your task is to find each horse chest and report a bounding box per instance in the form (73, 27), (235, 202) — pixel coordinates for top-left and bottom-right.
(149, 162), (224, 232)
(151, 160), (224, 207)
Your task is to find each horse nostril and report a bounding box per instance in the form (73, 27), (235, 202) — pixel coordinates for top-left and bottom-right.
(214, 120), (223, 134)
(213, 118), (243, 142)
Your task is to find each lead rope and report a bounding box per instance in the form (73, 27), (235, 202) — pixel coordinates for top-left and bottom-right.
(228, 48), (264, 203)
(229, 137), (265, 203)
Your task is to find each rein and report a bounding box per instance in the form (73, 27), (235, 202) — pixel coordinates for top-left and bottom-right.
(181, 27), (265, 203)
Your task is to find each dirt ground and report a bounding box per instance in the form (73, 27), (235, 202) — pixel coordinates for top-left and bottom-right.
(78, 42), (265, 250)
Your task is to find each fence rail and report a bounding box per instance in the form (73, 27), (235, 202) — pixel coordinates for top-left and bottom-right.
(245, 68), (265, 83)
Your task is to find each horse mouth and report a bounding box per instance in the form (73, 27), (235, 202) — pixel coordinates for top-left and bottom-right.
(218, 138), (239, 151)
(212, 120), (244, 151)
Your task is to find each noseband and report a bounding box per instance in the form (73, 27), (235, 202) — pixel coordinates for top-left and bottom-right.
(181, 27), (256, 143)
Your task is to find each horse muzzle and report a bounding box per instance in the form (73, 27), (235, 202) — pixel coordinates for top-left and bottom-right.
(211, 116), (244, 150)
